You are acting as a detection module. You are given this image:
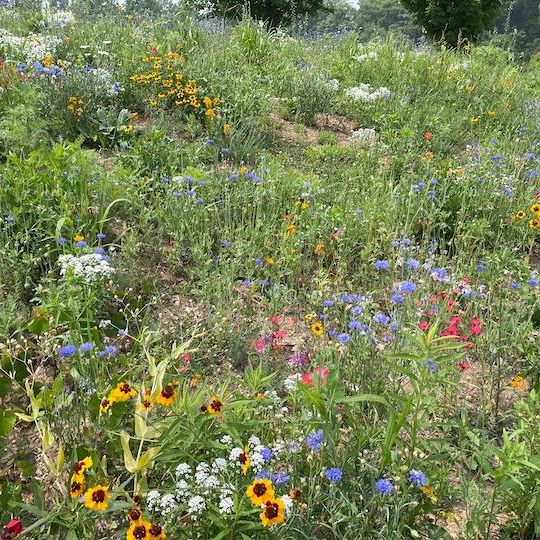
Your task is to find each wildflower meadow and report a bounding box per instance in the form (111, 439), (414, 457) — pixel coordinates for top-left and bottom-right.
(0, 1), (539, 539)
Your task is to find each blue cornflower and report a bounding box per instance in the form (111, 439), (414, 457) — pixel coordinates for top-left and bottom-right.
(336, 332), (351, 344)
(221, 147), (230, 154)
(229, 173), (239, 181)
(160, 176), (170, 183)
(16, 62), (27, 73)
(408, 469), (427, 487)
(391, 293), (404, 305)
(242, 279), (252, 287)
(79, 342), (94, 352)
(390, 240), (400, 248)
(325, 468), (343, 483)
(322, 300), (335, 308)
(96, 232), (106, 241)
(407, 258), (420, 270)
(255, 469), (272, 481)
(529, 272), (539, 287)
(260, 447), (273, 461)
(59, 344), (77, 357)
(425, 359), (438, 371)
(204, 138), (214, 145)
(272, 470), (290, 486)
(412, 181), (425, 193)
(194, 197), (204, 205)
(351, 305), (363, 316)
(510, 282), (521, 289)
(255, 258), (264, 266)
(373, 313), (390, 325)
(375, 259), (390, 271)
(389, 322), (399, 333)
(430, 267), (450, 283)
(98, 345), (118, 358)
(57, 237), (67, 245)
(110, 82), (123, 94)
(399, 280), (417, 294)
(260, 279), (269, 287)
(305, 430), (324, 451)
(476, 263), (486, 271)
(5, 215), (14, 223)
(375, 479), (394, 495)
(221, 240), (231, 248)
(348, 320), (362, 331)
(354, 209), (364, 215)
(117, 329), (127, 337)
(75, 240), (87, 248)
(94, 248), (105, 256)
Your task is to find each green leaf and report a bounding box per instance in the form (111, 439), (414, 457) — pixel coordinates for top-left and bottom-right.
(0, 377), (11, 398)
(16, 460), (36, 479)
(0, 409), (16, 436)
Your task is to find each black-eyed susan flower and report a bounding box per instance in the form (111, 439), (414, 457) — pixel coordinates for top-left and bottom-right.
(148, 523), (166, 539)
(99, 398), (111, 413)
(246, 479), (275, 506)
(260, 498), (285, 527)
(72, 456), (93, 478)
(509, 375), (527, 392)
(84, 485), (110, 511)
(296, 198), (308, 209)
(110, 382), (137, 402)
(310, 322), (324, 336)
(531, 204), (540, 215)
(126, 519), (151, 540)
(70, 478), (84, 498)
(156, 384), (176, 407)
(127, 508), (143, 524)
(207, 395), (223, 416)
(239, 447), (250, 475)
(514, 210), (526, 220)
(529, 219), (540, 231)
(139, 391), (154, 411)
(286, 223), (297, 236)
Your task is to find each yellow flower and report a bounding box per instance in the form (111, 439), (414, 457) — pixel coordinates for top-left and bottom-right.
(487, 110), (496, 117)
(238, 166), (248, 174)
(121, 125), (134, 133)
(513, 210), (526, 221)
(256, 392), (265, 400)
(99, 398), (111, 413)
(204, 108), (215, 117)
(421, 485), (438, 504)
(73, 234), (85, 242)
(304, 312), (316, 322)
(70, 477), (84, 498)
(126, 519), (151, 540)
(529, 219), (540, 231)
(286, 223), (297, 236)
(296, 198), (308, 209)
(139, 391), (154, 411)
(530, 204), (540, 215)
(264, 257), (274, 265)
(84, 485), (110, 511)
(129, 112), (138, 121)
(246, 479), (275, 506)
(239, 447), (250, 475)
(509, 375), (527, 392)
(149, 99), (158, 107)
(314, 244), (325, 256)
(223, 123), (232, 135)
(109, 382), (137, 402)
(156, 384), (177, 407)
(207, 395), (223, 415)
(469, 116), (480, 123)
(42, 53), (53, 67)
(72, 456), (93, 477)
(260, 498), (285, 527)
(203, 96), (213, 108)
(310, 322), (325, 336)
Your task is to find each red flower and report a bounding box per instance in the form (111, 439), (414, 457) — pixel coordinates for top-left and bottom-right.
(424, 131), (433, 141)
(272, 329), (287, 340)
(150, 47), (158, 54)
(330, 228), (343, 241)
(4, 519), (23, 538)
(449, 316), (461, 326)
(417, 320), (430, 331)
(446, 299), (457, 311)
(270, 315), (282, 325)
(302, 367), (329, 386)
(458, 361), (471, 371)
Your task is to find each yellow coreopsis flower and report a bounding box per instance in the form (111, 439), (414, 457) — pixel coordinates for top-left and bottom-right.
(84, 485), (110, 511)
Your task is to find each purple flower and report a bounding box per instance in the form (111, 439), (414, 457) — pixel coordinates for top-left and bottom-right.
(229, 173), (239, 181)
(373, 313), (390, 325)
(375, 259), (390, 271)
(255, 258), (264, 266)
(351, 305), (363, 316)
(398, 280), (417, 294)
(57, 237), (67, 245)
(325, 468), (343, 483)
(407, 258), (420, 270)
(476, 263), (486, 271)
(336, 332), (351, 344)
(408, 469), (427, 487)
(221, 240), (231, 248)
(375, 479), (394, 495)
(260, 279), (269, 287)
(272, 470), (290, 486)
(391, 293), (404, 305)
(59, 344), (77, 357)
(322, 300), (335, 308)
(260, 448), (273, 461)
(75, 240), (87, 248)
(79, 342), (94, 352)
(98, 345), (118, 358)
(305, 430), (324, 451)
(96, 232), (106, 241)
(288, 351), (309, 369)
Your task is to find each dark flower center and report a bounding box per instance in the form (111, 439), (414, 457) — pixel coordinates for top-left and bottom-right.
(128, 509), (141, 521)
(92, 489), (105, 503)
(264, 502), (279, 519)
(210, 399), (222, 411)
(149, 524), (162, 536)
(101, 399), (110, 408)
(73, 462), (83, 473)
(120, 383), (132, 394)
(253, 483), (267, 496)
(161, 385), (174, 398)
(70, 481), (82, 493)
(239, 452), (248, 464)
(133, 525), (147, 539)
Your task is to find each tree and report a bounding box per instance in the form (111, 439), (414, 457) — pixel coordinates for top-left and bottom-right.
(400, 0), (503, 45)
(212, 0), (328, 26)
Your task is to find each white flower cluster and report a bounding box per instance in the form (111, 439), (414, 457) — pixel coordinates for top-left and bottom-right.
(354, 51), (378, 63)
(346, 83), (391, 103)
(48, 11), (76, 29)
(0, 31), (62, 64)
(284, 373), (302, 392)
(59, 254), (114, 283)
(350, 128), (377, 147)
(325, 79), (340, 92)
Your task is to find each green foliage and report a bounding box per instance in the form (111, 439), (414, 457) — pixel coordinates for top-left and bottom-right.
(400, 0), (503, 44)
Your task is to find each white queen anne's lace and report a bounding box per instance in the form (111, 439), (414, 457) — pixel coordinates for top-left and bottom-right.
(59, 254), (114, 282)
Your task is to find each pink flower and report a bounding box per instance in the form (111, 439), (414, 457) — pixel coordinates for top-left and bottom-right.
(302, 367), (329, 386)
(417, 320), (430, 331)
(150, 47), (158, 54)
(254, 338), (268, 355)
(458, 360), (471, 371)
(273, 329), (287, 340)
(270, 315), (282, 325)
(4, 519), (23, 538)
(330, 228), (342, 241)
